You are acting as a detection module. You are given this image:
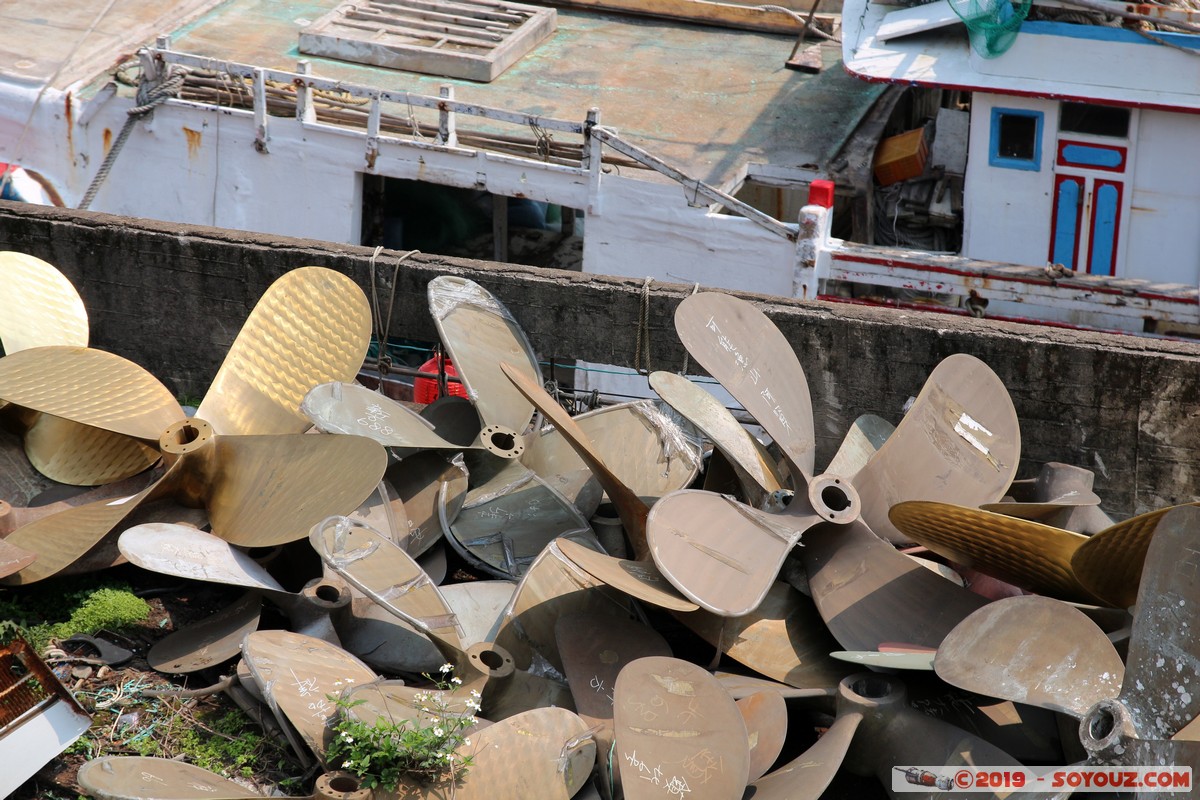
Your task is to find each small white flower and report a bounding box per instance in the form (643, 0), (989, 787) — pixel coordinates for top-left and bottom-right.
(341, 732), (354, 742)
(450, 676), (462, 686)
(469, 689), (481, 699)
(434, 727), (445, 737)
(344, 760), (354, 769)
(439, 663), (453, 674)
(466, 699), (481, 712)
(462, 738), (471, 747)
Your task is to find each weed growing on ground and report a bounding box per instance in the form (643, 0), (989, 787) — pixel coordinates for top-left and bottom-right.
(0, 579), (149, 649)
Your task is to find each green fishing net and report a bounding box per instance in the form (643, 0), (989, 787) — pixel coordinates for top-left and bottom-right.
(947, 0), (1032, 57)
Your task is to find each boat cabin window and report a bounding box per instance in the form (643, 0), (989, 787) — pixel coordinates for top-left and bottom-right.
(1060, 103), (1130, 138)
(989, 108), (1043, 171)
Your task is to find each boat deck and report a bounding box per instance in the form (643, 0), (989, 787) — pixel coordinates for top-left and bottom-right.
(2, 0), (886, 189)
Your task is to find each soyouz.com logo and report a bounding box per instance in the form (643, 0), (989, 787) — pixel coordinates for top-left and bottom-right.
(892, 766), (1192, 793)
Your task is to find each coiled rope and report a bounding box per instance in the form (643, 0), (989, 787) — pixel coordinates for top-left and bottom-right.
(78, 66), (187, 210)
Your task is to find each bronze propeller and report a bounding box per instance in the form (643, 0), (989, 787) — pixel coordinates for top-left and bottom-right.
(0, 267), (387, 583)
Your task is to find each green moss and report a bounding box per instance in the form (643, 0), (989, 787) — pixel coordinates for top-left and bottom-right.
(175, 709), (282, 777)
(0, 581), (150, 650)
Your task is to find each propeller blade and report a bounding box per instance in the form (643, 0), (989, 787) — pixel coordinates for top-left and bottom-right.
(386, 707), (596, 800)
(614, 656), (749, 800)
(429, 276), (541, 448)
(832, 650), (936, 671)
(826, 413), (894, 481)
(853, 353), (1020, 544)
(677, 581), (849, 690)
(492, 534), (635, 675)
(302, 381), (465, 453)
(242, 630), (378, 764)
(0, 252), (88, 353)
(935, 595), (1123, 718)
(501, 362), (651, 558)
(522, 397), (702, 517)
(0, 537), (36, 578)
(674, 292), (816, 482)
(77, 756), (262, 799)
(836, 674), (1046, 798)
(648, 371), (784, 499)
(341, 678), (489, 732)
(0, 346), (183, 439)
(1117, 505), (1200, 741)
(148, 590), (263, 674)
(738, 690), (788, 783)
(1, 462), (181, 584)
(646, 487), (834, 616)
(197, 267), (371, 436)
(747, 711), (862, 800)
(22, 413), (159, 486)
(557, 611), (672, 728)
(801, 519), (988, 651)
(311, 516), (467, 651)
(388, 451), (468, 556)
(556, 536), (699, 612)
(1071, 502), (1200, 609)
(444, 458), (592, 579)
(889, 501), (1100, 603)
(118, 524), (286, 592)
(205, 427), (388, 547)
(714, 672), (835, 701)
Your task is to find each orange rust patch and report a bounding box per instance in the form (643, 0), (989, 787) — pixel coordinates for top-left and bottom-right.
(103, 128), (113, 156)
(183, 127), (203, 158)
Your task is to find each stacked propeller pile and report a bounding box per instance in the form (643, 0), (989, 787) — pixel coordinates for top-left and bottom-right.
(1, 250), (1198, 800)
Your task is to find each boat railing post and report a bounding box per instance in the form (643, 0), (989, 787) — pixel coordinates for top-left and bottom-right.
(296, 60), (316, 124)
(438, 85), (458, 148)
(252, 68), (269, 153)
(366, 92), (382, 170)
(793, 180), (836, 301)
(583, 107), (602, 215)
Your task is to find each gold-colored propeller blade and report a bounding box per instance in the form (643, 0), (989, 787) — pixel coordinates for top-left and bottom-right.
(148, 591), (263, 675)
(854, 353), (1020, 544)
(1071, 501), (1200, 608)
(0, 346), (183, 439)
(935, 595), (1124, 718)
(555, 536), (699, 612)
(889, 500), (1100, 603)
(674, 292), (816, 482)
(0, 538), (36, 578)
(22, 413), (160, 485)
(118, 524), (286, 593)
(429, 276), (541, 438)
(197, 267), (371, 436)
(206, 428), (388, 547)
(2, 463), (181, 584)
(801, 519), (988, 651)
(0, 252), (88, 353)
(649, 370), (784, 500)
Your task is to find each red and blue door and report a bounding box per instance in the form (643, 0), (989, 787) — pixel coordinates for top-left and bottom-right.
(1049, 141), (1127, 276)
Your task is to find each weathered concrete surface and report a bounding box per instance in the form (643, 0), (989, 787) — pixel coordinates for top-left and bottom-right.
(2, 199), (1199, 519)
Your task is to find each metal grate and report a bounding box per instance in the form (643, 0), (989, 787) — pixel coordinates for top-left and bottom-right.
(300, 0), (558, 82)
(0, 636), (62, 732)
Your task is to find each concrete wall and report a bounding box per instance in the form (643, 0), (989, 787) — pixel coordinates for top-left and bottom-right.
(2, 200), (1200, 519)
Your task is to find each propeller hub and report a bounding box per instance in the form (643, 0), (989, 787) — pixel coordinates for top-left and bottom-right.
(466, 641), (516, 679)
(159, 417), (213, 459)
(479, 424), (525, 459)
(314, 771), (370, 800)
(1079, 698), (1137, 762)
(808, 473), (861, 525)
